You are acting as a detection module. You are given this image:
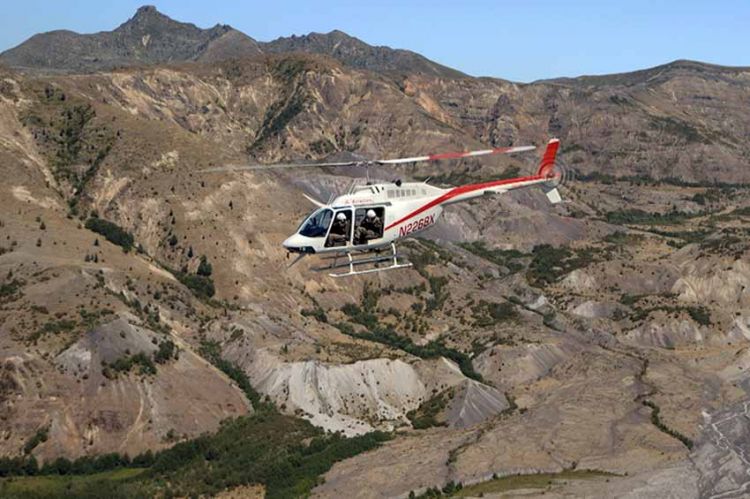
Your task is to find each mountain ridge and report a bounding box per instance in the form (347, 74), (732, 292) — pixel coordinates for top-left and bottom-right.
(7, 5), (747, 83)
(0, 5), (462, 78)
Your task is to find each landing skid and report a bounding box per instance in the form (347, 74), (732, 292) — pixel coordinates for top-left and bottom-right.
(313, 243), (413, 278)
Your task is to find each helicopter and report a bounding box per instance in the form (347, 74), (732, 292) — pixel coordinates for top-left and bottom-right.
(204, 138), (564, 277)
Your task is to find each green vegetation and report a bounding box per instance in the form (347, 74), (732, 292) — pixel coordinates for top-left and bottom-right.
(526, 244), (599, 287)
(21, 92), (115, 194)
(642, 400), (694, 449)
(2, 346), (390, 498)
(153, 340), (178, 364)
(619, 293), (646, 307)
(0, 452), (149, 479)
(0, 467), (145, 498)
(628, 303), (711, 326)
(196, 255), (213, 277)
(687, 306), (712, 326)
(85, 217), (134, 252)
(404, 239), (453, 311)
(406, 389), (453, 429)
(54, 104), (96, 170)
(426, 275), (449, 312)
(471, 300), (519, 328)
(459, 241), (526, 273)
(301, 306), (328, 323)
(29, 319), (76, 342)
(139, 415), (389, 499)
(23, 427), (49, 455)
(199, 340), (269, 410)
(338, 299), (482, 382)
(605, 208), (704, 226)
(249, 59), (311, 152)
(173, 270), (215, 299)
(414, 480), (464, 497)
(104, 352), (157, 378)
(78, 308), (114, 331)
(698, 229), (750, 258)
(408, 239), (453, 272)
(310, 138), (335, 155)
(648, 115), (705, 143)
(450, 469), (615, 497)
(691, 189), (722, 206)
(0, 279), (24, 303)
(576, 171), (750, 189)
(645, 228), (710, 247)
(603, 231), (643, 246)
(729, 206), (750, 217)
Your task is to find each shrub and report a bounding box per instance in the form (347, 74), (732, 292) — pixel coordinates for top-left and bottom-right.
(301, 306), (327, 323)
(154, 340), (177, 364)
(108, 352), (157, 376)
(174, 271), (215, 299)
(197, 255), (213, 277)
(687, 306), (711, 326)
(23, 426), (49, 454)
(85, 217), (134, 252)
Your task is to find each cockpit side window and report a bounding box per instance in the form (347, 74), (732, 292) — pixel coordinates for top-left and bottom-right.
(298, 208), (333, 238)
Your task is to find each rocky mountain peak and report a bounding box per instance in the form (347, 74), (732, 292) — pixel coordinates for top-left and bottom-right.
(115, 4), (201, 35)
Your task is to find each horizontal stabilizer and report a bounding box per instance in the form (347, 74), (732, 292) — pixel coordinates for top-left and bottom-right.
(545, 187), (562, 204)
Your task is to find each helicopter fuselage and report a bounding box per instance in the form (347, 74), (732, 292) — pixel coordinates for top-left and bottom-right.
(282, 172), (554, 255)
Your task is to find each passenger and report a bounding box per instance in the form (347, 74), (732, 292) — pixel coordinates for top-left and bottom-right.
(355, 209), (382, 244)
(326, 212), (350, 247)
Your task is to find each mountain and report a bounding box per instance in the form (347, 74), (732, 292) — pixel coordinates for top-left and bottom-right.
(540, 58), (750, 87)
(261, 30), (466, 78)
(0, 5), (462, 77)
(0, 5), (263, 72)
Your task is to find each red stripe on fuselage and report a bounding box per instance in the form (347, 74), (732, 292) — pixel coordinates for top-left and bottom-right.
(384, 174), (543, 231)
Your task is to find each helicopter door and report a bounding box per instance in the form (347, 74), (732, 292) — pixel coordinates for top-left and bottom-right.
(353, 207), (385, 245)
(325, 209), (353, 247)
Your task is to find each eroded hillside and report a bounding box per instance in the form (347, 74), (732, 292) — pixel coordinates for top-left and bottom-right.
(0, 50), (749, 497)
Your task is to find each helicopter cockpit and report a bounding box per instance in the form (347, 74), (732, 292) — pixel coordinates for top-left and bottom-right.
(297, 208), (333, 238)
(284, 206), (385, 254)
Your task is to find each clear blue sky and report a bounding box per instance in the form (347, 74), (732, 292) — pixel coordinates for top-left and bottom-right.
(1, 0), (748, 82)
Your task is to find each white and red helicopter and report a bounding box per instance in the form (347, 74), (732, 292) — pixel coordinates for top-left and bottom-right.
(206, 138), (564, 277)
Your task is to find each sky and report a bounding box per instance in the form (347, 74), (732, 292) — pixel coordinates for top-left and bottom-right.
(0, 0), (748, 82)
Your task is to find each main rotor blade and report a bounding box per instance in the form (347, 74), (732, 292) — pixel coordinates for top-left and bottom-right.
(302, 193), (325, 208)
(199, 160), (359, 173)
(374, 145), (535, 165)
(198, 144), (535, 173)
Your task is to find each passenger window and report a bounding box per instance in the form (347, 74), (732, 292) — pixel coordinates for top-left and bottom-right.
(353, 207), (385, 245)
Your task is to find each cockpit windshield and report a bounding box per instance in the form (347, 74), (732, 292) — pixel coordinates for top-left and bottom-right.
(297, 208), (333, 238)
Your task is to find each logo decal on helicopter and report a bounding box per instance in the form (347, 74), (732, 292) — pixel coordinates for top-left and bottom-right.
(399, 214), (435, 237)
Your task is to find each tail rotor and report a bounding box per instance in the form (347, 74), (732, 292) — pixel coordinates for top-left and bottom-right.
(536, 138), (573, 204)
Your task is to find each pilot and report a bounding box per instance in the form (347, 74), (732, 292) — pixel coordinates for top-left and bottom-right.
(327, 212), (350, 246)
(355, 209), (382, 244)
